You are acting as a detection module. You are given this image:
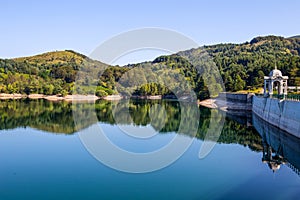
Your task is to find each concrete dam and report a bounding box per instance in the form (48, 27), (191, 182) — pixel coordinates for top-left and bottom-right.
(214, 92), (300, 138)
(252, 96), (300, 138)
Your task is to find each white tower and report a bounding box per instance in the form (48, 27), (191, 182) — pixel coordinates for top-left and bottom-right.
(263, 67), (288, 97)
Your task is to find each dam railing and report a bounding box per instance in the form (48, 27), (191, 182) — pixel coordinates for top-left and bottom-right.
(285, 94), (300, 101)
(256, 94), (300, 101)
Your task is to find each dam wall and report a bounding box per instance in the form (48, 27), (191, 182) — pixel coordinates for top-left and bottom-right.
(218, 92), (254, 104)
(215, 92), (254, 111)
(252, 96), (300, 138)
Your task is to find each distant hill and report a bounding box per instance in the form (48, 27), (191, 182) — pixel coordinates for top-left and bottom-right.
(0, 35), (300, 99)
(289, 35), (300, 39)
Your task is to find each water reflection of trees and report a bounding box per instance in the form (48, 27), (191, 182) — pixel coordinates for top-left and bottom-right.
(0, 99), (262, 150)
(0, 99), (76, 133)
(2, 99), (300, 176)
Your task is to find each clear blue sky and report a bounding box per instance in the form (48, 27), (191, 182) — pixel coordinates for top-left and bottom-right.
(1, 0), (300, 64)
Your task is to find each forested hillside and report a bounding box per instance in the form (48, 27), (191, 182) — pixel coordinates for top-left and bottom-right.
(0, 35), (299, 100)
(0, 50), (107, 95)
(205, 35), (300, 91)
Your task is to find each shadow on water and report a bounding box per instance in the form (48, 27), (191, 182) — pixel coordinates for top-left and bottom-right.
(1, 99), (300, 176)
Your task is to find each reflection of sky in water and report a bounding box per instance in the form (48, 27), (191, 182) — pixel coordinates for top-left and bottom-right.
(0, 126), (300, 199)
(101, 123), (177, 153)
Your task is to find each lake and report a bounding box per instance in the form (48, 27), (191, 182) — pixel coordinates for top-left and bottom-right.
(0, 99), (300, 200)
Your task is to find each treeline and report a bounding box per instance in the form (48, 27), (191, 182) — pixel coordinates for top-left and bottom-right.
(0, 36), (300, 99)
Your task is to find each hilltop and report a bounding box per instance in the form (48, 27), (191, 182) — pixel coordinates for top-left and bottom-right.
(0, 50), (109, 96)
(0, 35), (300, 100)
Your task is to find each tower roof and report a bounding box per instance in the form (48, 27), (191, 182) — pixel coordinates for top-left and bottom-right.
(269, 69), (283, 77)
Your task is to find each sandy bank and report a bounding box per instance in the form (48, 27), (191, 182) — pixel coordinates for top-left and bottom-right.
(0, 93), (100, 101)
(0, 93), (26, 99)
(102, 95), (123, 101)
(198, 99), (218, 109)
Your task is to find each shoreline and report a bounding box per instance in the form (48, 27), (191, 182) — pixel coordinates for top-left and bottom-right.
(0, 94), (186, 102)
(0, 94), (163, 101)
(0, 93), (100, 101)
(0, 93), (247, 108)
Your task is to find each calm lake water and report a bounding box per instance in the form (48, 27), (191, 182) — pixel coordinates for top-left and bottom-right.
(0, 99), (300, 200)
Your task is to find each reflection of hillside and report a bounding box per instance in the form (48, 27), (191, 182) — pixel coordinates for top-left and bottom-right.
(196, 108), (263, 152)
(0, 100), (263, 151)
(0, 100), (77, 134)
